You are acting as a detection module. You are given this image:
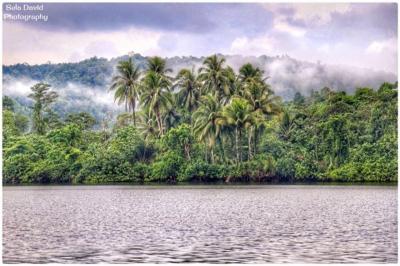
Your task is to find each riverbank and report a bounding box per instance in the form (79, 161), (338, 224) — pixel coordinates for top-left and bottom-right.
(3, 180), (398, 187)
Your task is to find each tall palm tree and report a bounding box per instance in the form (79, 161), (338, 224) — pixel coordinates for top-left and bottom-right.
(147, 56), (172, 78)
(109, 58), (141, 126)
(223, 66), (239, 100)
(163, 94), (181, 131)
(140, 71), (172, 136)
(192, 94), (223, 163)
(242, 79), (281, 155)
(238, 63), (264, 83)
(174, 68), (201, 113)
(218, 97), (254, 163)
(198, 55), (230, 103)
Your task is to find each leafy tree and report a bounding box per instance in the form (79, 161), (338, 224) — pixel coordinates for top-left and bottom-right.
(109, 58), (141, 125)
(65, 112), (96, 130)
(238, 63), (264, 83)
(218, 97), (254, 163)
(293, 92), (305, 106)
(174, 68), (201, 113)
(193, 94), (223, 163)
(28, 83), (58, 135)
(162, 124), (195, 160)
(198, 55), (231, 103)
(146, 56), (172, 78)
(3, 96), (15, 111)
(2, 55), (397, 184)
(140, 71), (173, 136)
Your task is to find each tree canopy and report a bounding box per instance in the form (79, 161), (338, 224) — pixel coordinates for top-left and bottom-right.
(3, 55), (398, 184)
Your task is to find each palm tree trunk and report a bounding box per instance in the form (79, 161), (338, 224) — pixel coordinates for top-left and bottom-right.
(205, 146), (208, 162)
(235, 127), (239, 164)
(253, 126), (258, 156)
(155, 108), (163, 136)
(184, 143), (191, 160)
(218, 136), (225, 163)
(132, 99), (136, 126)
(239, 129), (242, 162)
(211, 147), (215, 164)
(248, 127), (252, 161)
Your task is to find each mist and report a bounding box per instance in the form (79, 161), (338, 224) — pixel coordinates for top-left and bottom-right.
(3, 75), (123, 122)
(3, 53), (397, 121)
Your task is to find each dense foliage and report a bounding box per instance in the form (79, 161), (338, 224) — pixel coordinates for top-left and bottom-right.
(3, 55), (398, 184)
(3, 57), (113, 87)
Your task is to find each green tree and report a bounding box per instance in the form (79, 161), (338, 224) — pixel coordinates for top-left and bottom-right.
(28, 83), (58, 135)
(238, 63), (264, 83)
(147, 56), (172, 78)
(162, 124), (195, 160)
(3, 96), (15, 111)
(218, 97), (254, 163)
(140, 71), (173, 136)
(174, 68), (201, 113)
(242, 79), (281, 155)
(193, 94), (223, 163)
(109, 58), (141, 125)
(65, 112), (96, 130)
(198, 55), (230, 103)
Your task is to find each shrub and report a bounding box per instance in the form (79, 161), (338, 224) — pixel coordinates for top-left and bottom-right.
(148, 152), (184, 182)
(179, 160), (223, 182)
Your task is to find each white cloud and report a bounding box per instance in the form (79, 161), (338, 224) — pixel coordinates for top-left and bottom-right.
(230, 35), (278, 55)
(290, 4), (351, 26)
(366, 38), (397, 54)
(273, 19), (306, 37)
(264, 3), (351, 26)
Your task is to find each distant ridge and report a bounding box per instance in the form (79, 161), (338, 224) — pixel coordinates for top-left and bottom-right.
(3, 53), (397, 120)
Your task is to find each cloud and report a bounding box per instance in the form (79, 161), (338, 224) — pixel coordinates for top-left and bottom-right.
(3, 75), (123, 120)
(230, 35), (277, 56)
(3, 3), (214, 33)
(2, 3), (397, 74)
(3, 54), (397, 120)
(366, 38), (397, 54)
(3, 3), (273, 36)
(285, 4), (351, 26)
(3, 23), (163, 64)
(273, 20), (306, 37)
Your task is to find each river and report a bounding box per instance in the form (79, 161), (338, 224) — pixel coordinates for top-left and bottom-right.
(2, 185), (397, 263)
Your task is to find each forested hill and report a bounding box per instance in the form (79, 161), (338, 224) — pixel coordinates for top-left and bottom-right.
(3, 54), (397, 122)
(4, 53), (396, 94)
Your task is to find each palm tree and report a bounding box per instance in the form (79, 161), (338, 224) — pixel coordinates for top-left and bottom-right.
(278, 109), (296, 141)
(147, 56), (172, 78)
(198, 55), (230, 103)
(242, 79), (281, 155)
(137, 108), (158, 141)
(114, 112), (134, 130)
(192, 94), (223, 163)
(140, 71), (172, 136)
(163, 94), (181, 131)
(223, 66), (239, 100)
(218, 97), (254, 163)
(109, 58), (141, 126)
(174, 68), (201, 113)
(238, 63), (264, 83)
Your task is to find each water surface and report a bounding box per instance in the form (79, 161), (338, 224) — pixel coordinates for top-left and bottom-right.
(3, 185), (398, 263)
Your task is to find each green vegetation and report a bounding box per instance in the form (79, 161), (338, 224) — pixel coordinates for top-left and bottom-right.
(3, 55), (398, 184)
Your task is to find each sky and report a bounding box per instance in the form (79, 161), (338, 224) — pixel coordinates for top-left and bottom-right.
(3, 3), (398, 74)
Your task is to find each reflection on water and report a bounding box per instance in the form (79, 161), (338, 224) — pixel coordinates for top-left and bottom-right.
(2, 185), (398, 263)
